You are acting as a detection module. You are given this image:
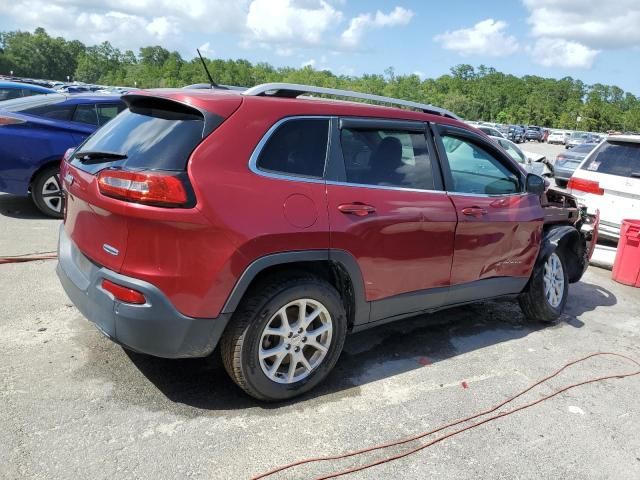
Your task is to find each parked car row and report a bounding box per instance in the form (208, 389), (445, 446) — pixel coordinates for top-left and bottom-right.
(468, 118), (609, 148)
(0, 80), (56, 100)
(0, 75), (137, 97)
(0, 93), (125, 216)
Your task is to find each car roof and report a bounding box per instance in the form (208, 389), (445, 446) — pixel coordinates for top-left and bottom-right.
(0, 92), (123, 113)
(136, 87), (468, 129)
(606, 134), (640, 143)
(0, 81), (55, 92)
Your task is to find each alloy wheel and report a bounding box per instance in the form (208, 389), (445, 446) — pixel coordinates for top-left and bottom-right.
(258, 298), (333, 384)
(543, 252), (565, 308)
(40, 173), (63, 213)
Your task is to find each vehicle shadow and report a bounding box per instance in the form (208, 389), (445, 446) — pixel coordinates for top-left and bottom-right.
(0, 194), (50, 220)
(123, 280), (617, 412)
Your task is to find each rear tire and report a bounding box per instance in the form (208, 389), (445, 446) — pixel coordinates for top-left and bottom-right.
(519, 250), (569, 323)
(220, 274), (347, 401)
(31, 166), (64, 218)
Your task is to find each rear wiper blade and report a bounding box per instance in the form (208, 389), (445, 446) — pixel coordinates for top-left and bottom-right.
(74, 151), (128, 163)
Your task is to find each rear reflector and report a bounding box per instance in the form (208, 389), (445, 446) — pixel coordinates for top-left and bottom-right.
(0, 115), (26, 126)
(101, 279), (146, 304)
(97, 170), (188, 207)
(568, 177), (604, 195)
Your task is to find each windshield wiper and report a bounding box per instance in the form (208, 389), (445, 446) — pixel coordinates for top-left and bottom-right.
(74, 151), (128, 164)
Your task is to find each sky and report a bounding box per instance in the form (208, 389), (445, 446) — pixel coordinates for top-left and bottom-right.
(1, 0), (639, 94)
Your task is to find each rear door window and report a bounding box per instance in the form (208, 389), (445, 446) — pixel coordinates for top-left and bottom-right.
(72, 104), (99, 125)
(0, 88), (22, 100)
(24, 103), (75, 120)
(340, 127), (434, 190)
(582, 141), (640, 178)
(72, 98), (206, 172)
(97, 104), (123, 125)
(256, 118), (329, 178)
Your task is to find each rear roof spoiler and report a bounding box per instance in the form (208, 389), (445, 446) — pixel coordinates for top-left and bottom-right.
(122, 94), (225, 137)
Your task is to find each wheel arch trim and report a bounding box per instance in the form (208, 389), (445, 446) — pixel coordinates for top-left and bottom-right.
(535, 225), (585, 283)
(220, 250), (370, 325)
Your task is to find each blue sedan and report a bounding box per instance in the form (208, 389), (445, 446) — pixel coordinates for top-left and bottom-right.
(0, 93), (124, 217)
(0, 81), (56, 101)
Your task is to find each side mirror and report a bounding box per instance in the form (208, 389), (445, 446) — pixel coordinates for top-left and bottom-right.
(526, 173), (545, 195)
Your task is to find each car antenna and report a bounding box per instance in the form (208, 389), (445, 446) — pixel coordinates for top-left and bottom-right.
(197, 48), (219, 89)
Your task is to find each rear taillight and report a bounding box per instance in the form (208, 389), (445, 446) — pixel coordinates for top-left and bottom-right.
(97, 170), (188, 207)
(0, 115), (26, 126)
(568, 177), (604, 195)
(101, 279), (146, 304)
(63, 147), (75, 162)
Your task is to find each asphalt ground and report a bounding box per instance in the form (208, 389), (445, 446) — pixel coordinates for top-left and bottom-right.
(1, 167), (639, 479)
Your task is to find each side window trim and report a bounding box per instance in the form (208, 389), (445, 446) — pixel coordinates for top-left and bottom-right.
(431, 123), (526, 196)
(328, 117), (445, 193)
(339, 117), (426, 132)
(248, 115), (331, 184)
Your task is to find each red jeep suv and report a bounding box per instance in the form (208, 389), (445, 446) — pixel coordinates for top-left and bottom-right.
(57, 83), (597, 401)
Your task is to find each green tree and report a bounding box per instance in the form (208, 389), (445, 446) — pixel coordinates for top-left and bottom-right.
(2, 27), (640, 132)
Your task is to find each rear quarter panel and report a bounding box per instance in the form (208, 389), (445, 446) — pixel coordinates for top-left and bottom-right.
(0, 119), (81, 195)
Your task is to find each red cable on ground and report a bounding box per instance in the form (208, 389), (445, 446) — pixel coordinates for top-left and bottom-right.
(0, 253), (57, 264)
(252, 352), (640, 480)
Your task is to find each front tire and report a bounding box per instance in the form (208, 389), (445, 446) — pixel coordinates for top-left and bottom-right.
(221, 275), (347, 401)
(519, 250), (569, 323)
(31, 166), (64, 218)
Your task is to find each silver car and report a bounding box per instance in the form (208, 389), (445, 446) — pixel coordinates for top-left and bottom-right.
(490, 136), (552, 177)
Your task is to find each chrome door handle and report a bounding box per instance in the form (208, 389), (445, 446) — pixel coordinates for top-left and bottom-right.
(338, 203), (376, 217)
(461, 207), (488, 217)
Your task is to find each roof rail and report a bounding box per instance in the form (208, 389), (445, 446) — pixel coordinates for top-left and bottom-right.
(242, 82), (460, 120)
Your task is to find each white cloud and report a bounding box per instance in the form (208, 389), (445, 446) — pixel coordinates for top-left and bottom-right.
(434, 19), (519, 57)
(0, 0), (247, 51)
(198, 41), (213, 57)
(246, 0), (342, 46)
(531, 38), (599, 69)
(341, 6), (413, 47)
(275, 47), (294, 57)
(301, 58), (316, 68)
(522, 0), (640, 69)
(0, 0), (415, 55)
(524, 0), (640, 50)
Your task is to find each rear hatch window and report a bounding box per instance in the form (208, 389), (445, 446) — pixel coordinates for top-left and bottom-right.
(70, 97), (207, 173)
(581, 140), (640, 178)
(63, 94), (236, 272)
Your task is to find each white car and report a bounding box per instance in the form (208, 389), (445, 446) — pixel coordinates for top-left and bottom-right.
(490, 136), (552, 177)
(548, 130), (568, 145)
(568, 135), (640, 241)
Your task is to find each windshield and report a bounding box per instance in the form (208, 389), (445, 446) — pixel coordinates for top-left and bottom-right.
(571, 144), (596, 154)
(570, 131), (588, 139)
(0, 93), (65, 112)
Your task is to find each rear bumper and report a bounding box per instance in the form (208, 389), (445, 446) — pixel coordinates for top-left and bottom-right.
(596, 221), (620, 241)
(553, 167), (576, 181)
(56, 226), (230, 358)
